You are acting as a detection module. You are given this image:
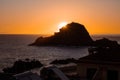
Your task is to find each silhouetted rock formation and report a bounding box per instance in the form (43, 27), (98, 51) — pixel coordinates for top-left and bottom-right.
(3, 59), (43, 74)
(78, 46), (120, 65)
(89, 38), (120, 55)
(50, 58), (77, 64)
(30, 22), (93, 46)
(93, 38), (120, 47)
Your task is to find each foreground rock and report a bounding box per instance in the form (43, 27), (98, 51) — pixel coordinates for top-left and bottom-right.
(30, 22), (93, 46)
(3, 59), (43, 74)
(50, 58), (77, 65)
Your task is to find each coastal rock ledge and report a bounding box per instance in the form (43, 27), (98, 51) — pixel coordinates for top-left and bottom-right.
(30, 22), (93, 46)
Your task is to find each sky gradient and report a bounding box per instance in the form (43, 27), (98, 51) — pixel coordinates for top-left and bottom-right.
(0, 0), (120, 35)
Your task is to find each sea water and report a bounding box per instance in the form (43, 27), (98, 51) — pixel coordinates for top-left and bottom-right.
(0, 34), (120, 71)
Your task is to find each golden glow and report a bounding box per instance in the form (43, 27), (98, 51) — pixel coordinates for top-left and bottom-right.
(0, 0), (120, 35)
(58, 22), (68, 29)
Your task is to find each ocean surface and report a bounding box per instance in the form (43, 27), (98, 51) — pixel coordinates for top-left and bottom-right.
(0, 34), (120, 71)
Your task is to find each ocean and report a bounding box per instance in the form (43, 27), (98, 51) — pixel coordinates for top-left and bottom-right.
(0, 34), (120, 71)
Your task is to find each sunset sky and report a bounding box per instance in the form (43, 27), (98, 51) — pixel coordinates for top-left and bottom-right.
(0, 0), (120, 35)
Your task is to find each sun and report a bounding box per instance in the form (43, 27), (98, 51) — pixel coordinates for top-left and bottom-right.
(58, 22), (68, 29)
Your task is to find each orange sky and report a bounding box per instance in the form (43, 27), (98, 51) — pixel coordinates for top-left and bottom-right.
(0, 0), (120, 35)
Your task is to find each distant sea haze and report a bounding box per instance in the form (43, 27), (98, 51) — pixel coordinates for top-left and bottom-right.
(0, 34), (120, 71)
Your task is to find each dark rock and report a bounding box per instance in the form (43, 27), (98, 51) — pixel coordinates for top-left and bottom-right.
(0, 73), (16, 80)
(89, 38), (120, 54)
(30, 22), (93, 46)
(3, 59), (43, 74)
(93, 38), (120, 47)
(50, 58), (77, 64)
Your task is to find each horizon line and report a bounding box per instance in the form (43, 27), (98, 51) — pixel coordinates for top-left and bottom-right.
(0, 33), (120, 36)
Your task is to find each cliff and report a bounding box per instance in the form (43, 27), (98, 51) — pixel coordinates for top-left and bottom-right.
(30, 22), (93, 46)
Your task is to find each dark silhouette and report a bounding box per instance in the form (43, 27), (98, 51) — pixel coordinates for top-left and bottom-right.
(2, 59), (43, 74)
(0, 73), (16, 80)
(50, 58), (77, 65)
(78, 46), (120, 65)
(93, 38), (119, 47)
(29, 22), (93, 46)
(40, 67), (56, 80)
(89, 38), (120, 54)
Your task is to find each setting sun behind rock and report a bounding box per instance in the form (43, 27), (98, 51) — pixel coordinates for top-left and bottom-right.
(58, 22), (68, 29)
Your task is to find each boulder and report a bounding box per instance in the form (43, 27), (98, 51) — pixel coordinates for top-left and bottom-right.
(30, 22), (93, 46)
